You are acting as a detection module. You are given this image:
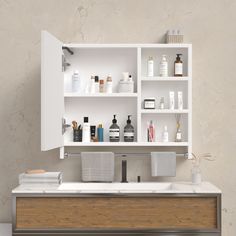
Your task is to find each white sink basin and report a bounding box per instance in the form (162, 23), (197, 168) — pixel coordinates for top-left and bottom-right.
(58, 182), (172, 193)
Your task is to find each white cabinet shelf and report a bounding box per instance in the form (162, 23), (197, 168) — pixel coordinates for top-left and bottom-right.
(64, 93), (138, 98)
(141, 109), (189, 114)
(141, 76), (189, 81)
(41, 31), (192, 159)
(64, 142), (189, 147)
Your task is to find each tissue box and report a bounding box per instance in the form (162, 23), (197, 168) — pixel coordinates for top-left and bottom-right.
(81, 152), (114, 182)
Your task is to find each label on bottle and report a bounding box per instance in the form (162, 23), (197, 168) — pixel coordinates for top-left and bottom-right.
(124, 132), (134, 137)
(148, 61), (154, 77)
(176, 132), (182, 141)
(175, 63), (183, 75)
(159, 62), (168, 77)
(144, 101), (155, 109)
(109, 129), (120, 138)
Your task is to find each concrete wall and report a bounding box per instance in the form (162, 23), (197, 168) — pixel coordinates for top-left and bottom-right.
(0, 0), (235, 235)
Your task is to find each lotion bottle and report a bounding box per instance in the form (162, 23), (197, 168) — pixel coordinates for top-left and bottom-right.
(147, 56), (154, 77)
(159, 55), (168, 77)
(82, 117), (90, 143)
(162, 125), (169, 142)
(72, 70), (81, 93)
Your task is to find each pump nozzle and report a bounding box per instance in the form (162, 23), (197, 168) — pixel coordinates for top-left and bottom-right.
(176, 53), (182, 59)
(112, 115), (117, 123)
(127, 115), (132, 124)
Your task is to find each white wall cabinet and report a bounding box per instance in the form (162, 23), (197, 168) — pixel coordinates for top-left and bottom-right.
(41, 31), (192, 159)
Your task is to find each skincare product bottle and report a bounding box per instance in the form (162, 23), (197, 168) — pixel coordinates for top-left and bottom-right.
(94, 76), (99, 93)
(175, 114), (182, 142)
(90, 125), (96, 141)
(144, 98), (155, 109)
(147, 120), (155, 142)
(118, 73), (134, 93)
(124, 115), (134, 142)
(99, 79), (105, 93)
(162, 125), (169, 142)
(90, 76), (95, 94)
(72, 70), (81, 93)
(82, 117), (90, 143)
(106, 75), (113, 93)
(174, 54), (183, 76)
(97, 124), (104, 142)
(109, 115), (120, 142)
(147, 56), (154, 77)
(169, 91), (175, 110)
(177, 91), (183, 110)
(159, 55), (168, 77)
(175, 127), (182, 142)
(160, 97), (165, 109)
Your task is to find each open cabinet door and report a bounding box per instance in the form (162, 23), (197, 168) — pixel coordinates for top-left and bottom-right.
(41, 31), (64, 151)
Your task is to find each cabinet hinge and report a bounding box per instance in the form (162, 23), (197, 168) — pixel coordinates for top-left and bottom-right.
(62, 118), (70, 134)
(62, 54), (70, 72)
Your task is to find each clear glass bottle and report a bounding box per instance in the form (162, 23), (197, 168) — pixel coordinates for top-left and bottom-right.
(124, 115), (134, 142)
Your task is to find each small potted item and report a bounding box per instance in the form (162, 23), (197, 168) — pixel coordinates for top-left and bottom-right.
(144, 98), (155, 109)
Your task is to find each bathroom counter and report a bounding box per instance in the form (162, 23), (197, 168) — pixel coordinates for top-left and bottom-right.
(12, 181), (221, 194)
(12, 181), (221, 236)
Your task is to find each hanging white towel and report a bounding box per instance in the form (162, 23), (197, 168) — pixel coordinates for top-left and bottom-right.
(151, 152), (176, 177)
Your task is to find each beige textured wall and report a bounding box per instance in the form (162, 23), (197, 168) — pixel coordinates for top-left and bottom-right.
(0, 0), (236, 234)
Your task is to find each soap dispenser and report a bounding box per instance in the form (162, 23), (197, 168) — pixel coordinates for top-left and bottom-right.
(109, 115), (120, 142)
(124, 115), (134, 142)
(174, 54), (183, 77)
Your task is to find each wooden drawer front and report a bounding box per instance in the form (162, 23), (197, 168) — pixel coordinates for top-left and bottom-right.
(16, 197), (217, 230)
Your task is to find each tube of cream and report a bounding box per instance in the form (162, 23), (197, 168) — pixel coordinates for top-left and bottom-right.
(169, 91), (175, 110)
(178, 91), (183, 110)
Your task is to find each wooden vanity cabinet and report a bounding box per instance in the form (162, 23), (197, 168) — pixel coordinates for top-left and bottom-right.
(13, 194), (221, 236)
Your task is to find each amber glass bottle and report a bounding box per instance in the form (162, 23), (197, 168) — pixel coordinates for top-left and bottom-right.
(174, 54), (183, 77)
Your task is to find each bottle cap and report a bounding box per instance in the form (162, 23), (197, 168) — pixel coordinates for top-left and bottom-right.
(84, 117), (89, 123)
(127, 115), (131, 124)
(164, 125), (167, 131)
(91, 75), (95, 80)
(176, 54), (182, 59)
(107, 76), (112, 82)
(112, 115), (117, 124)
(94, 76), (99, 82)
(99, 79), (104, 84)
(74, 70), (79, 74)
(98, 124), (103, 128)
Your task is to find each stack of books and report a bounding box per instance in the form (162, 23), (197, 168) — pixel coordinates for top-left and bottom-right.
(19, 172), (62, 185)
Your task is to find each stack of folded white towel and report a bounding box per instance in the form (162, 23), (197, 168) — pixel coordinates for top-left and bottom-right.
(19, 172), (62, 185)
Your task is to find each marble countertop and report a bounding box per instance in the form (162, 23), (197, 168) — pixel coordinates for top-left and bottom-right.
(12, 182), (221, 194)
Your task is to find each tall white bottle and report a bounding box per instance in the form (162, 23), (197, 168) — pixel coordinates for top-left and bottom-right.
(162, 125), (169, 142)
(82, 117), (90, 142)
(147, 57), (154, 77)
(72, 70), (81, 93)
(159, 55), (168, 77)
